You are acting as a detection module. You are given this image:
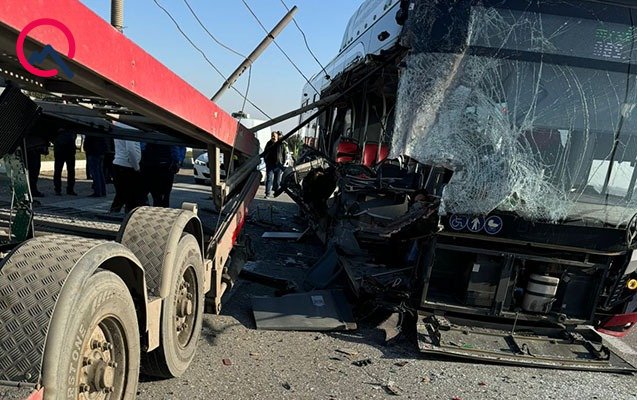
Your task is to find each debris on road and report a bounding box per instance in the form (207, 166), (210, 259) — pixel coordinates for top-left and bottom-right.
(335, 348), (359, 357)
(222, 359), (232, 366)
(352, 359), (373, 367)
(382, 381), (402, 396)
(394, 361), (409, 368)
(251, 290), (356, 331)
(261, 231), (304, 240)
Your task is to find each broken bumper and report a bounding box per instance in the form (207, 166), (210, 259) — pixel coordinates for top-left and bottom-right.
(417, 315), (636, 373)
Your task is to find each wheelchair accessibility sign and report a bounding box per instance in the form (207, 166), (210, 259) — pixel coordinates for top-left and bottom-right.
(449, 214), (503, 235)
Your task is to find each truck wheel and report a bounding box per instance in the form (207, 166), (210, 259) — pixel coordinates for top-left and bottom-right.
(44, 270), (140, 399)
(142, 233), (204, 378)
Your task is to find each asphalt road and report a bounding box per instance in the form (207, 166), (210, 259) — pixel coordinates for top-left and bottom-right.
(11, 169), (637, 399)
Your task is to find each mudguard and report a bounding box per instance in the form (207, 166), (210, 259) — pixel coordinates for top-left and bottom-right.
(0, 235), (147, 387)
(116, 206), (204, 298)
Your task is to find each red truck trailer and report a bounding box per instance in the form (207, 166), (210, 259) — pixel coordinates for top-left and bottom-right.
(0, 1), (261, 398)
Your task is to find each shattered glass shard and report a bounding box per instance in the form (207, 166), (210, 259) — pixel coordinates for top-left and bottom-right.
(392, 1), (637, 226)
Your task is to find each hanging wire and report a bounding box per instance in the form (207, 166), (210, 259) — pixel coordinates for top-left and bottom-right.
(152, 0), (271, 119)
(182, 0), (247, 59)
(279, 0), (330, 81)
(240, 0), (320, 94)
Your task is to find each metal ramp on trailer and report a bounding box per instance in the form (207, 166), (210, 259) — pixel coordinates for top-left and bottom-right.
(0, 0), (258, 155)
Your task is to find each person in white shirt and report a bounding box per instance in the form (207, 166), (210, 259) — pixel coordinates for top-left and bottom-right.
(110, 139), (144, 213)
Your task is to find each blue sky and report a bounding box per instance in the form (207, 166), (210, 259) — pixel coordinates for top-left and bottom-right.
(79, 0), (362, 131)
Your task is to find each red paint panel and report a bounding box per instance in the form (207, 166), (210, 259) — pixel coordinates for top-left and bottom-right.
(0, 0), (257, 155)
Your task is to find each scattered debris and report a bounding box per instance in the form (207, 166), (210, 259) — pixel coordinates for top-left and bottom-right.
(478, 382), (486, 387)
(252, 290), (356, 331)
(378, 312), (403, 344)
(394, 361), (409, 367)
(282, 382), (292, 391)
(262, 231), (304, 240)
(382, 382), (402, 396)
(249, 352), (260, 357)
(335, 348), (359, 357)
(222, 358), (232, 366)
(420, 376), (431, 384)
(352, 358), (373, 367)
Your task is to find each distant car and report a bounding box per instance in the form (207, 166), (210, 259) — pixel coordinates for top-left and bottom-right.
(193, 152), (266, 184)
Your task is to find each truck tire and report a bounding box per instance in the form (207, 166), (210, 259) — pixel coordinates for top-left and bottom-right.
(43, 270), (140, 399)
(142, 233), (204, 378)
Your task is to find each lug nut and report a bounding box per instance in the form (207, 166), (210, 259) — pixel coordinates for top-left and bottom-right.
(107, 361), (118, 368)
(82, 357), (93, 366)
(186, 293), (193, 300)
(103, 387), (114, 393)
(91, 340), (101, 349)
(79, 383), (90, 393)
(101, 342), (113, 351)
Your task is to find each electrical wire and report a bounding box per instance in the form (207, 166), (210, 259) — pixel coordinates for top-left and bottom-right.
(240, 0), (320, 94)
(279, 0), (330, 82)
(152, 0), (271, 119)
(182, 0), (247, 59)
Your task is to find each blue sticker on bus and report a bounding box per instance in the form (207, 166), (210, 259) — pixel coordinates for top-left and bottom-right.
(484, 215), (503, 235)
(449, 214), (468, 231)
(467, 216), (485, 233)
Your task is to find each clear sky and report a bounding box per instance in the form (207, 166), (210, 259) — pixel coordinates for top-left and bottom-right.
(79, 0), (362, 132)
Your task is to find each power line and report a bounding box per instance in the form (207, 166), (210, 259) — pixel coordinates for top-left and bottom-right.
(240, 0), (320, 94)
(182, 0), (247, 59)
(279, 0), (330, 82)
(152, 0), (271, 119)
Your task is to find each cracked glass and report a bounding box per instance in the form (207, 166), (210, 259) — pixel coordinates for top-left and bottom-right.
(391, 1), (637, 226)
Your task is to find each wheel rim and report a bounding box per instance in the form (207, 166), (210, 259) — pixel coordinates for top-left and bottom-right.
(174, 265), (198, 348)
(76, 317), (128, 399)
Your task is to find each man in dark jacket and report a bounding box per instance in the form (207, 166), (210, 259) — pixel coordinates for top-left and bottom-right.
(264, 131), (285, 198)
(53, 129), (77, 195)
(83, 135), (108, 197)
(140, 144), (185, 207)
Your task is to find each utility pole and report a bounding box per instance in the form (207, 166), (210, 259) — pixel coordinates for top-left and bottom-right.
(111, 0), (124, 32)
(211, 6), (298, 102)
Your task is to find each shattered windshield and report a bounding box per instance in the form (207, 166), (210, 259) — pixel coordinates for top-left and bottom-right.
(391, 1), (637, 226)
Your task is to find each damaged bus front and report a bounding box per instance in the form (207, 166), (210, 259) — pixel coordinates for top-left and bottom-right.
(284, 0), (637, 371)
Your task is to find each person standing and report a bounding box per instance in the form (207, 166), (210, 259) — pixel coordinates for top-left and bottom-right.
(83, 135), (108, 197)
(140, 144), (185, 207)
(103, 138), (116, 184)
(110, 139), (143, 214)
(53, 129), (77, 196)
(264, 131), (285, 198)
(24, 133), (49, 198)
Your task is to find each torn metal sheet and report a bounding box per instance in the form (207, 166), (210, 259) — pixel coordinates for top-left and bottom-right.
(252, 290), (356, 331)
(416, 315), (636, 373)
(302, 245), (343, 291)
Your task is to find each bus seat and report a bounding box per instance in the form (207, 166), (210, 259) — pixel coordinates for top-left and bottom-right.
(362, 142), (389, 167)
(336, 139), (359, 163)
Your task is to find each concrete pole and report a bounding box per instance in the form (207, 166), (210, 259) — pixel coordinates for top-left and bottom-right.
(111, 0), (124, 32)
(211, 6), (298, 102)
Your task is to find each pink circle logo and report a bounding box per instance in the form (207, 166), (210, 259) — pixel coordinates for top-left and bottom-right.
(16, 18), (75, 78)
